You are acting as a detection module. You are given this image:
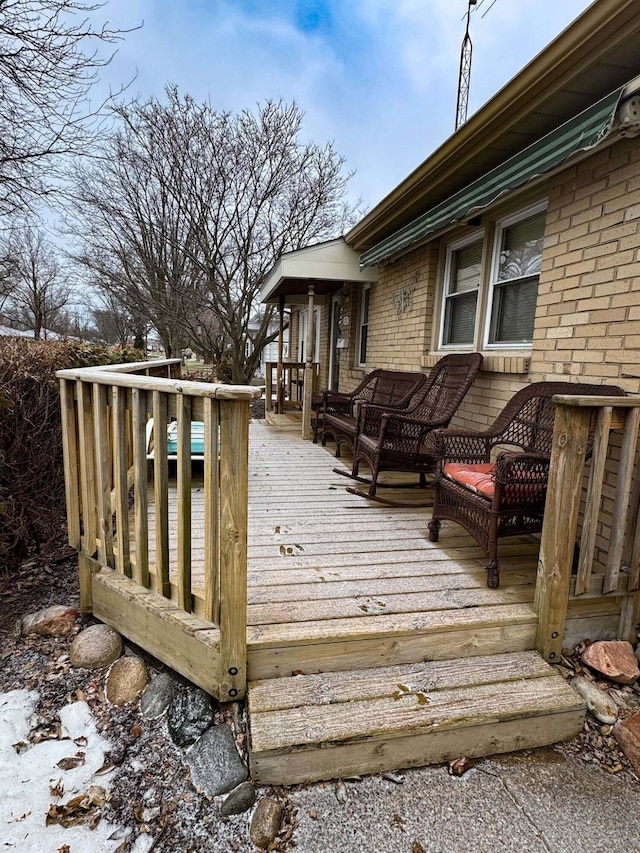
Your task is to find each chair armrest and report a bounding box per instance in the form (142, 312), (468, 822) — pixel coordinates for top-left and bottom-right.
(493, 451), (551, 508)
(322, 391), (355, 417)
(375, 411), (450, 454)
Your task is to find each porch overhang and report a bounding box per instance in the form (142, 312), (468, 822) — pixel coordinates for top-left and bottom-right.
(361, 84), (630, 268)
(260, 237), (378, 305)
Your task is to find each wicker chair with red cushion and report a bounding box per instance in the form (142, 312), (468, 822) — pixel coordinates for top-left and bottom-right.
(318, 369), (426, 454)
(348, 352), (483, 502)
(428, 381), (626, 589)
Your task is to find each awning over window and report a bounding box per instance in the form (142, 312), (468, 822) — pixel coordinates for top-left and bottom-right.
(360, 87), (624, 268)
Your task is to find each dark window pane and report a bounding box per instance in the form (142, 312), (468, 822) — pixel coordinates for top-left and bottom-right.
(489, 277), (538, 343)
(443, 291), (477, 345)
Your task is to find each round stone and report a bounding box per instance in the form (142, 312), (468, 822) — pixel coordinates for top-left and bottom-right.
(106, 656), (150, 705)
(250, 798), (282, 849)
(220, 781), (256, 816)
(70, 624), (123, 669)
(167, 687), (215, 746)
(140, 672), (175, 720)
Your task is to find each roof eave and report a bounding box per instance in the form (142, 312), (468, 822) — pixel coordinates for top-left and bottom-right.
(346, 0), (640, 251)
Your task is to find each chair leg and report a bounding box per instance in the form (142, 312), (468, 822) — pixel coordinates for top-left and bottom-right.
(351, 457), (360, 478)
(486, 560), (499, 589)
(428, 518), (441, 542)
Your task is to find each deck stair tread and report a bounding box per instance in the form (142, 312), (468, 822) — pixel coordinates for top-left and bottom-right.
(247, 650), (586, 785)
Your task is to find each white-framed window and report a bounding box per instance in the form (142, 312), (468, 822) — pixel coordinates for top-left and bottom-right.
(438, 201), (546, 352)
(357, 284), (370, 366)
(485, 203), (546, 347)
(298, 307), (321, 362)
(439, 231), (483, 348)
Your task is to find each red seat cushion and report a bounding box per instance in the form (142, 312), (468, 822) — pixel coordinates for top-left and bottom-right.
(444, 462), (496, 499)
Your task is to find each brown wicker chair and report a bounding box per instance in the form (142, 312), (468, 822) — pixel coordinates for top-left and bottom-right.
(428, 381), (626, 589)
(318, 369), (426, 454)
(347, 352), (483, 504)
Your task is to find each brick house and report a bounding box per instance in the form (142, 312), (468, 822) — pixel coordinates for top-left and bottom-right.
(261, 0), (640, 439)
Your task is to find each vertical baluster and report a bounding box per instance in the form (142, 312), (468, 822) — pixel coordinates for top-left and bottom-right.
(93, 383), (114, 569)
(112, 386), (131, 577)
(76, 380), (98, 558)
(604, 406), (640, 594)
(60, 379), (81, 550)
(132, 388), (150, 587)
(535, 404), (591, 662)
(177, 394), (192, 611)
(203, 397), (220, 623)
(153, 391), (170, 597)
(218, 398), (249, 700)
(575, 406), (612, 595)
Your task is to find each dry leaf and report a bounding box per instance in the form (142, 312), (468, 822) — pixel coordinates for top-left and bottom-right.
(57, 751), (86, 771)
(448, 756), (474, 777)
(50, 780), (65, 798)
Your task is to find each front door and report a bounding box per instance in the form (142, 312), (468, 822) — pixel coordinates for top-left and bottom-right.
(328, 293), (342, 391)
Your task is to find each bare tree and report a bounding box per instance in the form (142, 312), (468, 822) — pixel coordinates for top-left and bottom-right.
(0, 0), (133, 216)
(69, 89), (360, 381)
(4, 226), (71, 338)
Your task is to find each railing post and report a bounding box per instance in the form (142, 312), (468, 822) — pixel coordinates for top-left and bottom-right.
(218, 398), (249, 701)
(534, 403), (591, 662)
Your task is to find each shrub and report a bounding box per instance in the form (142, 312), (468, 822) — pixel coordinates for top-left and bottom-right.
(0, 339), (142, 566)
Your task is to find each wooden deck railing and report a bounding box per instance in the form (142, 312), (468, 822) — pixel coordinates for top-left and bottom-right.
(57, 358), (261, 700)
(535, 394), (640, 662)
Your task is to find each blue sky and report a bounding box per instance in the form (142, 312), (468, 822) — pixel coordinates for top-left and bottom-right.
(98, 0), (595, 211)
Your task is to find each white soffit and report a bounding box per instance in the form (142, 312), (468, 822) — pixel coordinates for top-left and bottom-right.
(260, 238), (378, 305)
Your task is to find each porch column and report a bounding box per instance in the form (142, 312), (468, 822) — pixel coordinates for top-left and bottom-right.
(276, 295), (285, 414)
(302, 284), (315, 440)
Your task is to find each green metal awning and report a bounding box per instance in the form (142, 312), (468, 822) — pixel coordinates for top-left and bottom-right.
(361, 87), (624, 268)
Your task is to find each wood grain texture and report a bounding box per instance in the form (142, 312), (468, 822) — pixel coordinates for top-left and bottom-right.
(176, 394), (192, 611)
(575, 406), (612, 595)
(92, 382), (114, 569)
(60, 379), (81, 550)
(534, 405), (591, 663)
(152, 391), (170, 595)
(218, 399), (250, 700)
(131, 388), (150, 587)
(203, 397), (220, 623)
(248, 650), (584, 784)
(112, 386), (131, 577)
(91, 566), (222, 696)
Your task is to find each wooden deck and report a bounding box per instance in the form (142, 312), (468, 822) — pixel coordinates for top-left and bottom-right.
(131, 421), (631, 781)
(139, 421), (619, 681)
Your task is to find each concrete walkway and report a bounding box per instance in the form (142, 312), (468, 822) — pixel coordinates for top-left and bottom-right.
(289, 749), (640, 853)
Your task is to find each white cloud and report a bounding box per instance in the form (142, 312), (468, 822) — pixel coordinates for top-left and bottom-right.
(94, 0), (596, 210)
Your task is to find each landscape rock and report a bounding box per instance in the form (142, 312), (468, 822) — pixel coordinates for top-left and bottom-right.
(21, 605), (78, 637)
(69, 624), (122, 669)
(572, 676), (618, 725)
(250, 797), (282, 848)
(167, 687), (215, 746)
(220, 781), (256, 816)
(140, 673), (174, 720)
(581, 640), (640, 685)
(613, 710), (640, 775)
(106, 656), (150, 705)
(186, 725), (247, 796)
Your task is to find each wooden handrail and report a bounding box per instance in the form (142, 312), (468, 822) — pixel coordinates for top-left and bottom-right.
(57, 367), (262, 400)
(535, 394), (640, 662)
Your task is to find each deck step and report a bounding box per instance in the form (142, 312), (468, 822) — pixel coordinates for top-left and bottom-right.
(247, 650), (585, 785)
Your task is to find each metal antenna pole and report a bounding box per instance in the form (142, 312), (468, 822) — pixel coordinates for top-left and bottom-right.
(455, 0), (477, 130)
